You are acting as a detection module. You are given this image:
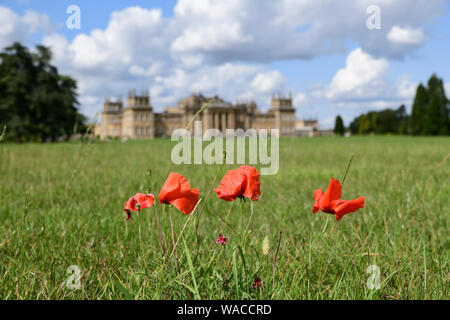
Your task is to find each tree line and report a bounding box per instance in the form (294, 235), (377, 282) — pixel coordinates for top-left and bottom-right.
(334, 74), (449, 136)
(0, 42), (86, 142)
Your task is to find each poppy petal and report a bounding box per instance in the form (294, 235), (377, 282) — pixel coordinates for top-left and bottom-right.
(135, 193), (155, 209)
(159, 172), (199, 215)
(334, 196), (365, 221)
(312, 188), (324, 213)
(124, 196), (137, 212)
(170, 188), (200, 215)
(214, 168), (246, 201)
(214, 165), (261, 201)
(241, 165), (261, 201)
(159, 172), (184, 204)
(319, 178), (342, 212)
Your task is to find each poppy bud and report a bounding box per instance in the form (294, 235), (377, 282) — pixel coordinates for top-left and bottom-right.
(146, 169), (152, 177)
(262, 236), (270, 255)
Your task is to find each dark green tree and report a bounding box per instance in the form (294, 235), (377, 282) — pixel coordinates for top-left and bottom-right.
(349, 115), (361, 134)
(423, 95), (442, 135)
(348, 74), (448, 136)
(333, 115), (345, 136)
(349, 105), (408, 135)
(426, 74), (449, 135)
(397, 105), (409, 135)
(409, 84), (428, 135)
(0, 42), (85, 142)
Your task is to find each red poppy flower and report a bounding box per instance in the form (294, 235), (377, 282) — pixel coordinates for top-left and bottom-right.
(158, 172), (200, 215)
(123, 193), (155, 221)
(216, 234), (227, 246)
(214, 165), (261, 201)
(312, 178), (364, 221)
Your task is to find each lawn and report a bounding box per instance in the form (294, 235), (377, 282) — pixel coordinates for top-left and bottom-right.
(0, 136), (448, 299)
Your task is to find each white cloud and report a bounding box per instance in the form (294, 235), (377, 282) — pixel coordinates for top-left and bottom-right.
(326, 48), (388, 100)
(168, 0), (446, 62)
(22, 10), (52, 33)
(171, 0), (253, 54)
(45, 6), (170, 72)
(387, 26), (425, 45)
(0, 6), (52, 49)
(303, 48), (418, 114)
(396, 78), (418, 100)
(294, 92), (307, 107)
(250, 71), (285, 94)
(129, 63), (163, 77)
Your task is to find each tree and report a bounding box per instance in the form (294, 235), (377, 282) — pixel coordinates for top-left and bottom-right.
(349, 115), (361, 134)
(348, 74), (448, 136)
(426, 74), (449, 135)
(409, 84), (428, 135)
(0, 42), (85, 142)
(397, 105), (409, 135)
(358, 114), (371, 134)
(423, 95), (441, 135)
(333, 115), (345, 136)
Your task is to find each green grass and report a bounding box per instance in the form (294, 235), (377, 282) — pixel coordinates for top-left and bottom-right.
(0, 136), (448, 299)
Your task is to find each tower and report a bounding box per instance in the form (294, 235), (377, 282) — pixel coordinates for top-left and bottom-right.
(100, 97), (123, 138)
(269, 93), (296, 136)
(122, 90), (155, 138)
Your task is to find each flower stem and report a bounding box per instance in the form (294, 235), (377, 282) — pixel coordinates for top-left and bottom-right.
(154, 205), (167, 257)
(320, 214), (330, 234)
(169, 207), (181, 274)
(240, 198), (245, 245)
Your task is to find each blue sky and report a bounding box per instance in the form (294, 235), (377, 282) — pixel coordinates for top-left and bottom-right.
(1, 0), (450, 128)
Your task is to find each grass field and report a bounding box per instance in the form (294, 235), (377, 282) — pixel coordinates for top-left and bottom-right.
(0, 136), (448, 299)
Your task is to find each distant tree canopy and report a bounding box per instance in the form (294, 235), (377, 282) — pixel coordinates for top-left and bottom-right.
(333, 115), (345, 136)
(0, 42), (86, 142)
(348, 74), (449, 136)
(349, 105), (408, 135)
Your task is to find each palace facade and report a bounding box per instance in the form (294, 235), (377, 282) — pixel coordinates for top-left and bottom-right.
(94, 91), (297, 139)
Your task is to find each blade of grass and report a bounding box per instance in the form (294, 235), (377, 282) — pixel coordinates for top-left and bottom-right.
(182, 236), (201, 299)
(232, 249), (239, 298)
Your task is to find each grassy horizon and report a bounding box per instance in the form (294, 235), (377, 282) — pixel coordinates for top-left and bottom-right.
(0, 136), (448, 299)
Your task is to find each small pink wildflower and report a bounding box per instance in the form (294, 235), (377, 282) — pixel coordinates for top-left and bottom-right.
(216, 234), (227, 246)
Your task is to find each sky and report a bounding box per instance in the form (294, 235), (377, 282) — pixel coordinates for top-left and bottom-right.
(1, 0), (450, 128)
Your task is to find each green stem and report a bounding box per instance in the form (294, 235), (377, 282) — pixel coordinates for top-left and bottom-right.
(243, 201), (254, 247)
(320, 214), (330, 234)
(155, 205), (167, 257)
(240, 198), (245, 245)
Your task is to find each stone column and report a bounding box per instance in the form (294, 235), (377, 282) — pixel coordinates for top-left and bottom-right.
(229, 111), (236, 130)
(221, 112), (227, 132)
(214, 112), (219, 130)
(208, 112), (213, 131)
(245, 111), (250, 130)
(190, 111), (194, 135)
(203, 109), (209, 132)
